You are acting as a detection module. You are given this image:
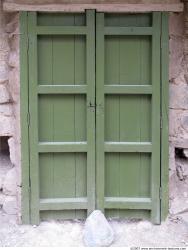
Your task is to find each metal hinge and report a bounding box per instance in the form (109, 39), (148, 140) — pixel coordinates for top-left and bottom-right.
(27, 112), (30, 126)
(159, 187), (162, 200)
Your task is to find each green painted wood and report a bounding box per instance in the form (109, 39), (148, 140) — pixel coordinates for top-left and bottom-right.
(161, 13), (169, 221)
(96, 12), (105, 212)
(40, 198), (87, 210)
(27, 11), (95, 221)
(104, 26), (153, 35)
(36, 25), (87, 35)
(38, 85), (87, 94)
(20, 12), (30, 224)
(151, 12), (161, 224)
(28, 12), (40, 225)
(104, 142), (152, 152)
(104, 197), (152, 210)
(104, 85), (152, 94)
(38, 142), (87, 152)
(97, 13), (161, 221)
(86, 10), (96, 215)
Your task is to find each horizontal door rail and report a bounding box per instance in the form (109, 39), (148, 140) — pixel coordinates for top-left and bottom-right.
(38, 85), (87, 94)
(36, 26), (87, 35)
(40, 197), (88, 210)
(104, 197), (152, 210)
(104, 27), (153, 36)
(104, 85), (152, 94)
(38, 142), (87, 153)
(104, 142), (152, 152)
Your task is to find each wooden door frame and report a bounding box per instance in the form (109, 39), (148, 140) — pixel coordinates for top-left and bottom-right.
(20, 11), (169, 224)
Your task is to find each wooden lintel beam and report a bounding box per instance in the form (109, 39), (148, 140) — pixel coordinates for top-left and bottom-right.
(3, 3), (184, 13)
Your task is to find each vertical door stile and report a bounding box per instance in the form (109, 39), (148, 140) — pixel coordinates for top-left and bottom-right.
(20, 11), (30, 224)
(151, 12), (161, 224)
(28, 12), (40, 225)
(86, 10), (96, 215)
(96, 12), (105, 212)
(161, 13), (169, 221)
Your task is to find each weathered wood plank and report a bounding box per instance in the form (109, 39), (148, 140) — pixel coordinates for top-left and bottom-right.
(20, 11), (30, 224)
(104, 85), (152, 94)
(4, 3), (184, 12)
(28, 12), (40, 225)
(86, 10), (96, 215)
(40, 197), (88, 210)
(161, 13), (169, 221)
(151, 12), (161, 225)
(38, 142), (87, 152)
(38, 85), (87, 94)
(36, 26), (87, 35)
(104, 142), (152, 152)
(104, 197), (152, 210)
(96, 12), (105, 213)
(105, 27), (153, 35)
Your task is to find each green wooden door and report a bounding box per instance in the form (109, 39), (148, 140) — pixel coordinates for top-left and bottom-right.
(28, 11), (95, 224)
(24, 11), (165, 224)
(96, 13), (161, 224)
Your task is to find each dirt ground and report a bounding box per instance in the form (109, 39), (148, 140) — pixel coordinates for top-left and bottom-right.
(0, 211), (188, 247)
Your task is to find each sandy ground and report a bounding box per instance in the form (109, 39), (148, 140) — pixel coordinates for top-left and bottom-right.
(0, 211), (188, 247)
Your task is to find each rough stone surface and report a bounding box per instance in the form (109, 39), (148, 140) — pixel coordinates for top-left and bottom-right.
(3, 196), (17, 215)
(2, 167), (17, 196)
(0, 84), (10, 104)
(0, 115), (13, 136)
(83, 210), (114, 247)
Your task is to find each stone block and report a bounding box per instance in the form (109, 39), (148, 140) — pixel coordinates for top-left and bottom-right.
(169, 13), (184, 36)
(3, 196), (17, 215)
(0, 104), (13, 117)
(169, 37), (184, 80)
(8, 51), (19, 68)
(169, 84), (188, 109)
(0, 115), (13, 136)
(2, 167), (17, 196)
(0, 84), (10, 104)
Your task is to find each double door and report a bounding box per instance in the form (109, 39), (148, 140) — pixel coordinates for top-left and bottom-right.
(26, 10), (163, 224)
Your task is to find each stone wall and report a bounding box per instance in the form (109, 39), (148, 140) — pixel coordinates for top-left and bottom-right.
(169, 2), (188, 219)
(0, 1), (20, 219)
(0, 0), (188, 222)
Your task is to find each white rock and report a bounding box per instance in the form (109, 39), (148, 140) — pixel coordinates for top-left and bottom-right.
(0, 65), (8, 83)
(0, 84), (10, 104)
(3, 167), (17, 196)
(8, 137), (16, 166)
(83, 210), (114, 247)
(0, 115), (13, 136)
(3, 196), (17, 215)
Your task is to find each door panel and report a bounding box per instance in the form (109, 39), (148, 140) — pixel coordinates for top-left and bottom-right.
(96, 12), (161, 223)
(28, 11), (95, 224)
